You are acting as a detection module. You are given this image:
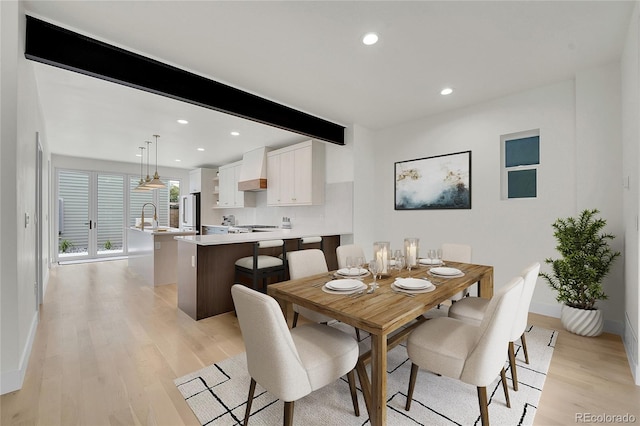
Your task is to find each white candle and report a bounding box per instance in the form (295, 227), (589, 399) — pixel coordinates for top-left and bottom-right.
(381, 247), (388, 274)
(408, 245), (416, 266)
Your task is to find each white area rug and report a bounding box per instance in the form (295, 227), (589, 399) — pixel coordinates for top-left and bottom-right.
(175, 319), (556, 425)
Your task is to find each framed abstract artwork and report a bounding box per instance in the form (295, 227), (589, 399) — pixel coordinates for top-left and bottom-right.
(394, 150), (471, 210)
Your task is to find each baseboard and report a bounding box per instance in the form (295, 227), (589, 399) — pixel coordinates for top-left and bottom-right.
(529, 301), (561, 318)
(530, 302), (623, 335)
(0, 311), (39, 395)
(623, 313), (639, 386)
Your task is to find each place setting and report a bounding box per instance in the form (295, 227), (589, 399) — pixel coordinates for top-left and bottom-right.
(418, 249), (444, 266)
(334, 256), (370, 278)
(391, 277), (436, 295)
(322, 278), (367, 295)
(428, 266), (465, 279)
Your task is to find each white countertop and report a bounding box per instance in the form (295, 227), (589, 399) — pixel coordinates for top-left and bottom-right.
(174, 228), (351, 246)
(129, 227), (196, 236)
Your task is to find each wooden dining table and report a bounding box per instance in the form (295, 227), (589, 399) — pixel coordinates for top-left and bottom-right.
(267, 261), (494, 426)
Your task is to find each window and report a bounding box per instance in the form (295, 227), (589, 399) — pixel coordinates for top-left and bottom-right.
(501, 130), (540, 199)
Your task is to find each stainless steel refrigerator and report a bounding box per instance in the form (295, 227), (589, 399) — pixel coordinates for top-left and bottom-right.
(180, 193), (201, 234)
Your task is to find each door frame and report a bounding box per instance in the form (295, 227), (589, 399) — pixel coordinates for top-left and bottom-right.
(54, 168), (128, 262)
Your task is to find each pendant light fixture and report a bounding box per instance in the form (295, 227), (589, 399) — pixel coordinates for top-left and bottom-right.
(133, 146), (151, 191)
(143, 140), (153, 188)
(146, 134), (166, 189)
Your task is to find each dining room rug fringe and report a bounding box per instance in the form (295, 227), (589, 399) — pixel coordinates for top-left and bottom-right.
(174, 320), (556, 425)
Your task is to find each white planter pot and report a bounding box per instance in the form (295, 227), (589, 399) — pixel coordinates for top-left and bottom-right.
(560, 304), (603, 337)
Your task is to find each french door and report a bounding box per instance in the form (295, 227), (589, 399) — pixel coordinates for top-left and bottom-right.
(56, 170), (125, 261)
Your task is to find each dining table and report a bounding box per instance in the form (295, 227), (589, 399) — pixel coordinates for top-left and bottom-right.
(267, 260), (494, 426)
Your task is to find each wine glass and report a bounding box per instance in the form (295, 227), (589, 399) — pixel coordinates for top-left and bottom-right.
(436, 249), (443, 265)
(346, 256), (354, 274)
(368, 260), (379, 289)
(393, 249), (403, 270)
(396, 255), (405, 272)
(356, 256), (365, 274)
(428, 249), (437, 265)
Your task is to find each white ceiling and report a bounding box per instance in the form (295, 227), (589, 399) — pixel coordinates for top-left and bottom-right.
(24, 0), (634, 170)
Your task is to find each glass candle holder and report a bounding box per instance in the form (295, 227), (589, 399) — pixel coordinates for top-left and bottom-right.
(373, 241), (391, 275)
(404, 238), (420, 268)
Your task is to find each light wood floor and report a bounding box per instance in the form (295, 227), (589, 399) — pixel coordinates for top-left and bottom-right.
(1, 260), (638, 425)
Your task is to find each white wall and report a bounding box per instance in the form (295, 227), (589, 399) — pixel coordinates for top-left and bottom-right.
(575, 63), (624, 332)
(621, 1), (640, 385)
(368, 75), (626, 333)
(1, 0), (50, 394)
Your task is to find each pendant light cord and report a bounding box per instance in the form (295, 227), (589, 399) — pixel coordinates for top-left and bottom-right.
(153, 134), (160, 175)
(145, 141), (152, 181)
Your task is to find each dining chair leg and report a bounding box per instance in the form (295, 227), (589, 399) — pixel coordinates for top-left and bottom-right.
(347, 369), (360, 416)
(355, 328), (361, 341)
(500, 367), (511, 408)
(292, 311), (299, 328)
(477, 386), (489, 426)
(521, 333), (530, 364)
(405, 363), (419, 411)
(283, 401), (294, 426)
(243, 378), (256, 426)
(508, 341), (518, 391)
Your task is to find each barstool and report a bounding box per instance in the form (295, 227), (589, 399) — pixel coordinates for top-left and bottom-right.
(235, 239), (286, 292)
(298, 236), (323, 251)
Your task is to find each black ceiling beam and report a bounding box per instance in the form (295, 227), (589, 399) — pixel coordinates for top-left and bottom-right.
(24, 15), (345, 145)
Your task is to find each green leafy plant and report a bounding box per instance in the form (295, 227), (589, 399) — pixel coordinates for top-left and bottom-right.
(170, 184), (180, 203)
(540, 209), (620, 310)
(59, 239), (73, 253)
(104, 240), (112, 250)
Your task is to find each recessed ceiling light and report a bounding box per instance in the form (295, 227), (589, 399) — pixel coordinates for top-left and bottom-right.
(197, 147), (205, 152)
(135, 154), (142, 157)
(177, 119), (189, 124)
(362, 32), (379, 46)
(440, 87), (454, 96)
(175, 159), (181, 162)
(230, 131), (240, 136)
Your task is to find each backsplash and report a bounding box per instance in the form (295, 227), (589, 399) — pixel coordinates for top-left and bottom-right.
(217, 182), (353, 233)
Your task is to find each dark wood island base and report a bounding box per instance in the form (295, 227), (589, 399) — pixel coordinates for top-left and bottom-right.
(177, 235), (340, 320)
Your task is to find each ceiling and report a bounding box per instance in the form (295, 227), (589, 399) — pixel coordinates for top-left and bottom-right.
(23, 1), (634, 170)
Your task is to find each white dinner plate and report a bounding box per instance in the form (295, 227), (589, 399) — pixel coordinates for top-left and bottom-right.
(394, 278), (431, 290)
(430, 266), (463, 276)
(391, 282), (435, 294)
(336, 268), (368, 277)
(326, 279), (364, 291)
(419, 258), (442, 265)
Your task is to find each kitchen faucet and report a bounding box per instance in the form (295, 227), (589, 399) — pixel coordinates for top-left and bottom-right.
(141, 202), (157, 230)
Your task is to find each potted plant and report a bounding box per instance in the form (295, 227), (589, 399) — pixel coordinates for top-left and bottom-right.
(540, 209), (620, 336)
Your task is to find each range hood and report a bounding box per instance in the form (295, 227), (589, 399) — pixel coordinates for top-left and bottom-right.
(238, 147), (268, 191)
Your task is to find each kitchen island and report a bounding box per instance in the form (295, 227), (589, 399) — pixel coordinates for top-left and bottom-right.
(128, 227), (196, 287)
(175, 229), (348, 320)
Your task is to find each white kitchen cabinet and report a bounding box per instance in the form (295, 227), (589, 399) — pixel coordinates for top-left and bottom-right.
(267, 140), (325, 206)
(188, 168), (202, 193)
(217, 161), (255, 208)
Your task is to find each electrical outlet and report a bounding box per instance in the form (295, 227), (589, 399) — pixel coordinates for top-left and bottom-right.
(155, 242), (161, 250)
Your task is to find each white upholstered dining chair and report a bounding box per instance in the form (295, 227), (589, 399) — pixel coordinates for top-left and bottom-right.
(441, 243), (473, 301)
(448, 262), (541, 390)
(288, 249), (335, 327)
(405, 276), (524, 426)
(288, 249), (363, 340)
(336, 244), (365, 269)
(231, 284), (360, 426)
